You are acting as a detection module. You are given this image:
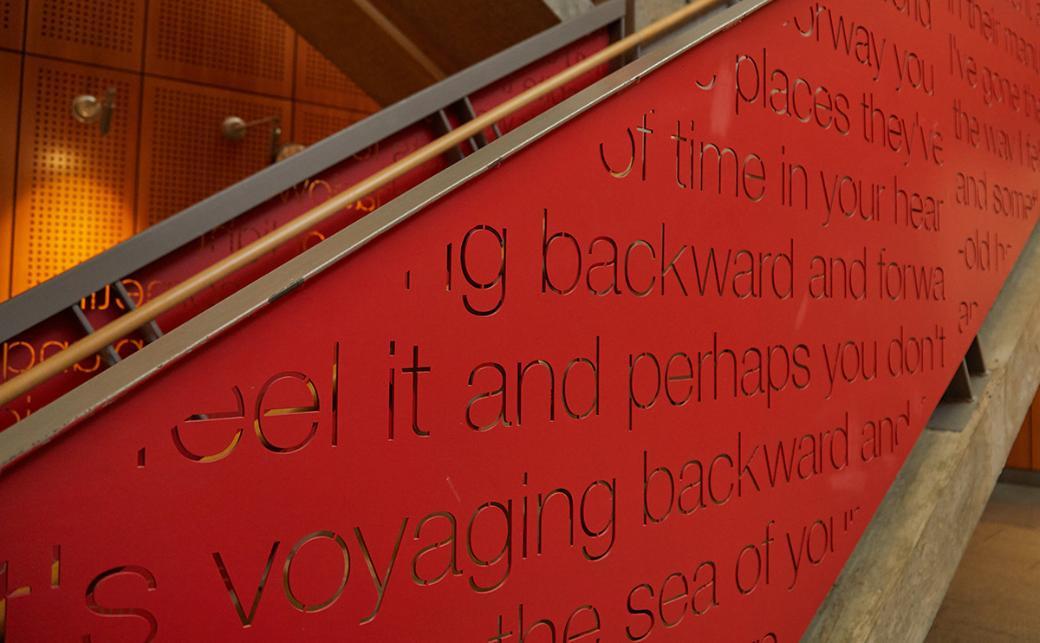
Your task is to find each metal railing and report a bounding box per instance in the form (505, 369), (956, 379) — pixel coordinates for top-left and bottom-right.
(0, 0), (730, 408)
(0, 0), (626, 344)
(0, 0), (761, 468)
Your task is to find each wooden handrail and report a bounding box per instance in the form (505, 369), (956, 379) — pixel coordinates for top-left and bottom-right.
(0, 0), (722, 408)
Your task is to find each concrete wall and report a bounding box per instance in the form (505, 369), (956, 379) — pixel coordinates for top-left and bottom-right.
(805, 227), (1040, 640)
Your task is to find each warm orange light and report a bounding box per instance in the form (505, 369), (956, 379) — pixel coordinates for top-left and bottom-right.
(11, 144), (134, 296)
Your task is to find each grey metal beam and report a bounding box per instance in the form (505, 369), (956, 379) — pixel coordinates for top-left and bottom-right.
(942, 361), (975, 403)
(965, 336), (986, 375)
(0, 0), (624, 343)
(68, 305), (120, 367)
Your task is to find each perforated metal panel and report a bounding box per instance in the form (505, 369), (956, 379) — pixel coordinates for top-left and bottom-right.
(0, 51), (19, 301)
(293, 102), (367, 146)
(137, 78), (292, 228)
(12, 57), (138, 294)
(25, 0), (144, 70)
(0, 0), (25, 51)
(145, 0), (295, 97)
(294, 36), (379, 112)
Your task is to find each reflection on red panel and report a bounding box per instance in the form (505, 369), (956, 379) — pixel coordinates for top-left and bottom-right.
(2, 3), (1038, 640)
(470, 30), (611, 137)
(0, 33), (613, 429)
(141, 121), (443, 335)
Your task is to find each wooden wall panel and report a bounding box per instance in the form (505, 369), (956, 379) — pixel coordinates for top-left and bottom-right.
(12, 57), (137, 294)
(1008, 404), (1034, 469)
(0, 0), (26, 51)
(3, 0), (381, 301)
(145, 0), (295, 97)
(294, 36), (379, 112)
(137, 78), (291, 228)
(293, 101), (366, 146)
(25, 0), (144, 70)
(1033, 399), (1040, 468)
(265, 0), (558, 105)
(1008, 393), (1040, 470)
(0, 51), (19, 301)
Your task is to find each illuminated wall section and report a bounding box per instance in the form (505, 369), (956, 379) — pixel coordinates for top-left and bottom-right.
(12, 57), (138, 293)
(0, 51), (17, 300)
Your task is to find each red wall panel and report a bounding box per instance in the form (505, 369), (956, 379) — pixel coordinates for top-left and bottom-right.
(1, 2), (1037, 640)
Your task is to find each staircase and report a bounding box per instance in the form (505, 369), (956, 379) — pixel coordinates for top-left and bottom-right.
(0, 2), (624, 431)
(0, 0), (1038, 640)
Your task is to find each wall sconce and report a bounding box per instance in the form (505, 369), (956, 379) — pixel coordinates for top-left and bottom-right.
(71, 88), (116, 135)
(221, 115), (305, 164)
(274, 142), (306, 162)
